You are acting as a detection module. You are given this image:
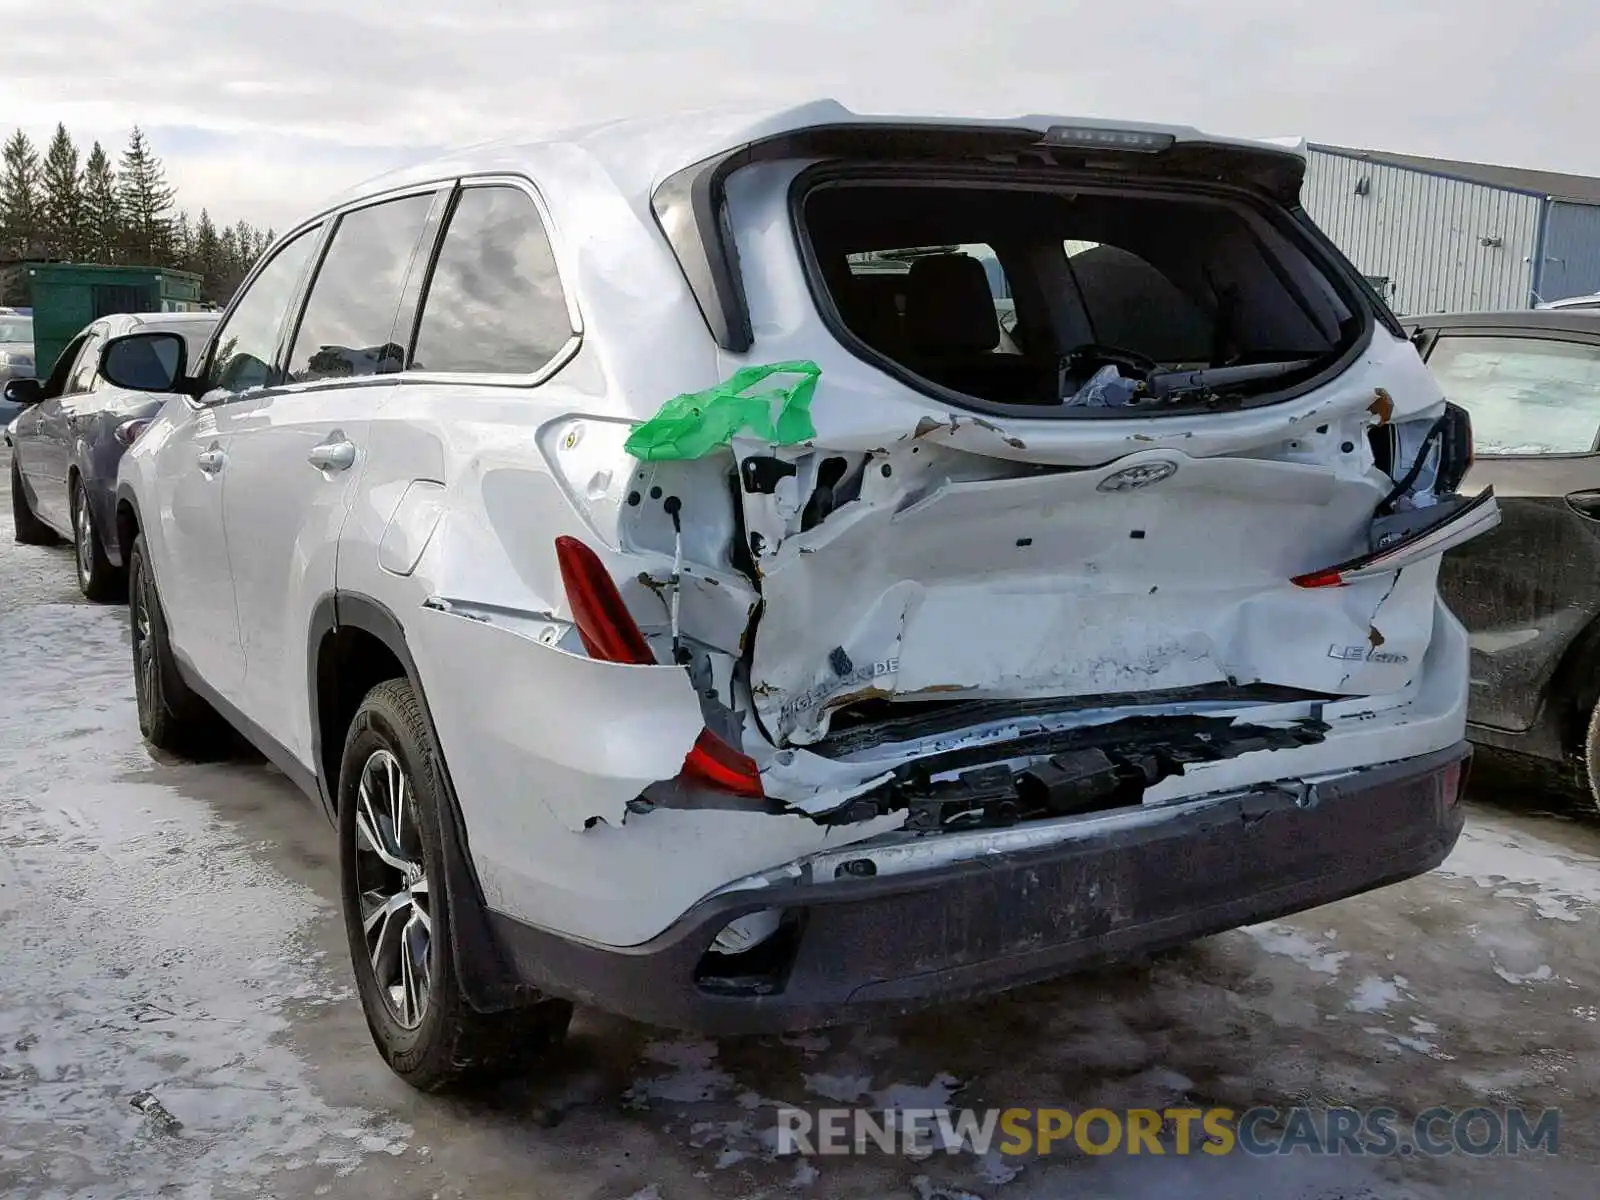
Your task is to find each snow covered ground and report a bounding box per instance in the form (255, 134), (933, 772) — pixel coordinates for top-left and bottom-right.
(3, 459), (1598, 1198)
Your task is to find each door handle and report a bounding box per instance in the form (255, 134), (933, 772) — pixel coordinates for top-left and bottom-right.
(197, 447), (226, 474)
(1567, 489), (1600, 520)
(307, 436), (357, 473)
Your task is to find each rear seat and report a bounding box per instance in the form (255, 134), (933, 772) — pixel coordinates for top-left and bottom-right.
(900, 255), (1056, 404)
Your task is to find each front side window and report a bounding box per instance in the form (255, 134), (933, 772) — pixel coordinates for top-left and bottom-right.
(203, 225), (322, 397)
(410, 185), (574, 376)
(38, 333), (86, 398)
(1427, 334), (1600, 455)
(287, 192), (436, 383)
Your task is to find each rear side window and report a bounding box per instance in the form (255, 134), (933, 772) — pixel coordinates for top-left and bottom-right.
(409, 185), (573, 376)
(1427, 333), (1600, 455)
(205, 225), (322, 396)
(287, 192), (437, 383)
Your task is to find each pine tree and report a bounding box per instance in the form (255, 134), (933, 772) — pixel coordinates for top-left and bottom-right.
(40, 123), (83, 260)
(193, 208), (222, 299)
(0, 129), (42, 258)
(116, 126), (175, 265)
(171, 210), (194, 274)
(80, 141), (119, 263)
(218, 224), (240, 282)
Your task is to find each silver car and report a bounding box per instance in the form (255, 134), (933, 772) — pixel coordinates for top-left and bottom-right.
(0, 312), (34, 427)
(1538, 293), (1600, 311)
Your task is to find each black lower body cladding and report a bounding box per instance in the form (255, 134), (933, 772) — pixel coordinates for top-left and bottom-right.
(489, 743), (1470, 1034)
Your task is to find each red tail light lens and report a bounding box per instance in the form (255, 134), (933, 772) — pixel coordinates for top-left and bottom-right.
(554, 535), (655, 665)
(554, 537), (761, 797)
(681, 729), (765, 798)
(1291, 568), (1345, 589)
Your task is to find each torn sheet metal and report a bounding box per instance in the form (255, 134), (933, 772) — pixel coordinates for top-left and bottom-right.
(410, 605), (702, 834)
(744, 445), (1417, 744)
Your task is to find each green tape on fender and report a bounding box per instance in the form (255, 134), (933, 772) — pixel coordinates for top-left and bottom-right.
(624, 360), (821, 462)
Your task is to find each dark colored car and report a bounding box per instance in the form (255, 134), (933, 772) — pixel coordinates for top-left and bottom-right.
(7, 310), (217, 600)
(1416, 309), (1600, 807)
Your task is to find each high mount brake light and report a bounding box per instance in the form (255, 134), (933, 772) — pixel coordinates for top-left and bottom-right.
(554, 535), (655, 665)
(1041, 126), (1176, 153)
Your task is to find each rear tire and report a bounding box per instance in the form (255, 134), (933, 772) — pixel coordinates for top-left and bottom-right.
(11, 457), (59, 546)
(73, 477), (126, 603)
(339, 678), (572, 1092)
(128, 534), (229, 756)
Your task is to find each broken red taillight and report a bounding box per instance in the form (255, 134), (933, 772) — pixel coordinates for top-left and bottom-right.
(554, 535), (655, 665)
(1290, 567), (1347, 589)
(681, 729), (765, 798)
(554, 536), (764, 798)
(1291, 489), (1501, 590)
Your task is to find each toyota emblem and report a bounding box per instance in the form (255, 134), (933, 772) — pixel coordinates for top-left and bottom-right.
(1097, 460), (1179, 492)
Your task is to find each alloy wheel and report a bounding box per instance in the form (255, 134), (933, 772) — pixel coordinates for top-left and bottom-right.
(131, 567), (158, 716)
(74, 486), (94, 587)
(353, 748), (432, 1029)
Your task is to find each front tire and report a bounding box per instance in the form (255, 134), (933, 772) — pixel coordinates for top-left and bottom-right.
(73, 477), (126, 603)
(128, 534), (228, 756)
(338, 678), (571, 1092)
(11, 456), (59, 546)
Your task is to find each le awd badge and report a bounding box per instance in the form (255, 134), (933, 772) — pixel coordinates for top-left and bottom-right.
(1329, 644), (1409, 665)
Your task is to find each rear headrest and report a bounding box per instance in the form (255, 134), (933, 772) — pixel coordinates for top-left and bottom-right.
(904, 255), (1000, 354)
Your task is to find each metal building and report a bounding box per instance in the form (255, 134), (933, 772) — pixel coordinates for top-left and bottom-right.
(1302, 145), (1600, 316)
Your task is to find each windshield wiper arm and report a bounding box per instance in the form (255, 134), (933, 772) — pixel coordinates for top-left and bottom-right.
(1143, 358), (1318, 400)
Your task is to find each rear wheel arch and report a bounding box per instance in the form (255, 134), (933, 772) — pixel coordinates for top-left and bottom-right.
(309, 595), (406, 807)
(1545, 613), (1600, 760)
(308, 591), (529, 1012)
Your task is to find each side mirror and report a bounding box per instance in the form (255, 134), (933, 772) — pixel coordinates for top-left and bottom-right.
(100, 331), (188, 394)
(2, 376), (42, 406)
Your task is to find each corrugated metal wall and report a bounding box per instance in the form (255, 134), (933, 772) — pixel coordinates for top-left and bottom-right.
(1303, 149), (1540, 315)
(1538, 201), (1600, 303)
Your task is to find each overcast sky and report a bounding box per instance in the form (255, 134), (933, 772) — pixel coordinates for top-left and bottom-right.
(0, 0), (1593, 231)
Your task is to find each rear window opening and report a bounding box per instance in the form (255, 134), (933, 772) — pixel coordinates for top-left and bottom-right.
(799, 175), (1368, 416)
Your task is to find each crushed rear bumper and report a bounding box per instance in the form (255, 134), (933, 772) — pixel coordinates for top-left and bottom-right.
(490, 742), (1469, 1034)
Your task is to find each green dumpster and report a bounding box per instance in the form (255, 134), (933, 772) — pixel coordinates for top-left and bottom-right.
(0, 263), (207, 379)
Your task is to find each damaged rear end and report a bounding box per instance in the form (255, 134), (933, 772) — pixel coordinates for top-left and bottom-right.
(502, 115), (1489, 1028)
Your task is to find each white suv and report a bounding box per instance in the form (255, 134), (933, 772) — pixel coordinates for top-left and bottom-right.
(109, 101), (1497, 1090)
